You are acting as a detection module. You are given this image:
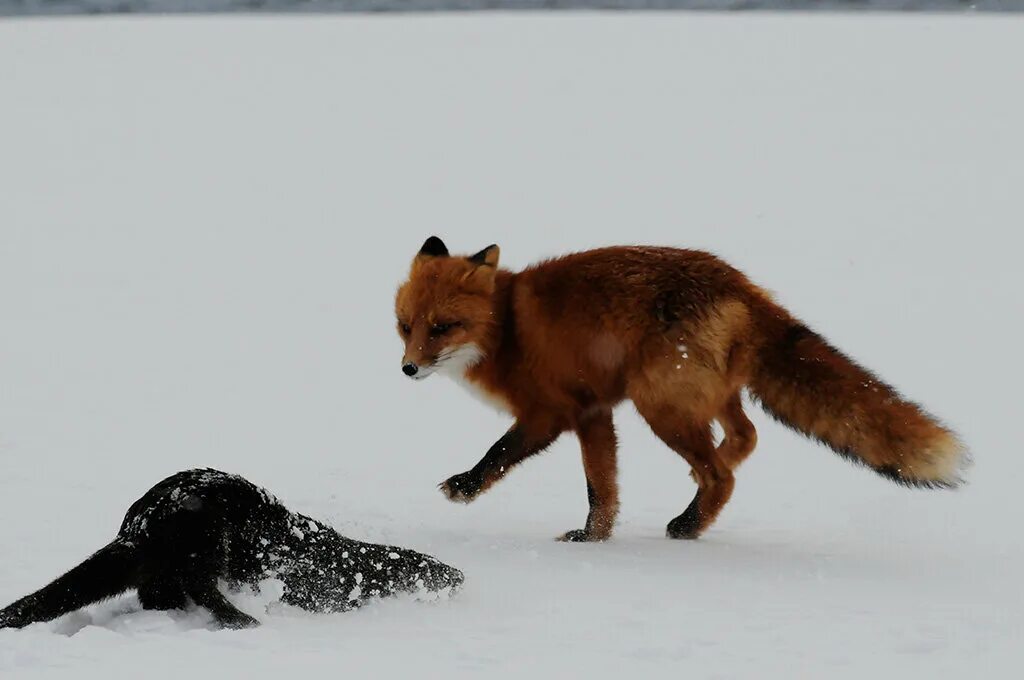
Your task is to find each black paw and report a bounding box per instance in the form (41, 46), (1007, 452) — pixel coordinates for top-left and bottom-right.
(438, 472), (483, 504)
(666, 509), (702, 540)
(216, 610), (261, 629)
(557, 529), (607, 543)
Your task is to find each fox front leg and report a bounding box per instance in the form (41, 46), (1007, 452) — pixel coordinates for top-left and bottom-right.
(559, 410), (619, 542)
(439, 422), (560, 503)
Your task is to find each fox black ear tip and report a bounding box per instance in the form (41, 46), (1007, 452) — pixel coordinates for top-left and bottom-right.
(419, 236), (449, 258)
(468, 243), (500, 266)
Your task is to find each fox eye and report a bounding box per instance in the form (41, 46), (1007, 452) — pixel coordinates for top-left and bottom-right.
(429, 322), (459, 337)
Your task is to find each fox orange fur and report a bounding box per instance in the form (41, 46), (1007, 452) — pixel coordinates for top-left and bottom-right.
(395, 237), (968, 541)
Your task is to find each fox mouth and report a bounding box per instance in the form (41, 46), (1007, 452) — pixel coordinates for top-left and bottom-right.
(408, 365), (437, 381)
(404, 344), (484, 381)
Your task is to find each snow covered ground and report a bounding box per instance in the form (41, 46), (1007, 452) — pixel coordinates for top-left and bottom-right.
(1, 13), (1021, 679)
(4, 1), (1024, 19)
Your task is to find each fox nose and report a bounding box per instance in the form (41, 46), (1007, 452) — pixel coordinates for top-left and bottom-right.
(402, 363), (419, 377)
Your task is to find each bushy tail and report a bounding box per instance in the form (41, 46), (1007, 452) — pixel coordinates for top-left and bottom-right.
(748, 305), (969, 488)
(0, 539), (138, 629)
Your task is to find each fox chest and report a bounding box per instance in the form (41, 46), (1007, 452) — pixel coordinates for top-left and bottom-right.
(450, 373), (513, 414)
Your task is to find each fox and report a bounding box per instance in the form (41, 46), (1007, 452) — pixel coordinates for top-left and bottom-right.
(0, 469), (464, 630)
(395, 237), (969, 542)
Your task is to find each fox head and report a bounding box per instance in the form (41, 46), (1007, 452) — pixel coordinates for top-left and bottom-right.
(394, 236), (500, 380)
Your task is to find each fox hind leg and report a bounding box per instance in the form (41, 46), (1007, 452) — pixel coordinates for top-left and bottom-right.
(184, 577), (259, 629)
(715, 392), (758, 471)
(632, 387), (734, 539)
(560, 410), (619, 542)
(152, 521), (259, 628)
(137, 575), (188, 611)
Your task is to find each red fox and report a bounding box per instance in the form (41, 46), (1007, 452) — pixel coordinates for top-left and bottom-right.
(395, 237), (968, 542)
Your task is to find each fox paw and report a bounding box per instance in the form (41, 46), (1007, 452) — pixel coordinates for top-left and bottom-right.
(216, 611), (261, 630)
(439, 472), (482, 504)
(666, 510), (703, 540)
(557, 529), (610, 543)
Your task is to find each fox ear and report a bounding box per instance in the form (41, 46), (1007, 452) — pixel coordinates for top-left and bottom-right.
(417, 236), (449, 259)
(463, 244), (499, 291)
(468, 244), (500, 268)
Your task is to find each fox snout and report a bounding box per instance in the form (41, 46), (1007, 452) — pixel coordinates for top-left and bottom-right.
(401, 361), (434, 379)
(400, 356), (438, 380)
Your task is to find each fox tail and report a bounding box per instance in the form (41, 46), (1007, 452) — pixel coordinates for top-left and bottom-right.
(0, 539), (138, 629)
(747, 303), (969, 488)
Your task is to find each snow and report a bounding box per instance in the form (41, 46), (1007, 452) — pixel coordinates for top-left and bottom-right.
(2, 0), (1023, 18)
(1, 12), (1022, 679)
